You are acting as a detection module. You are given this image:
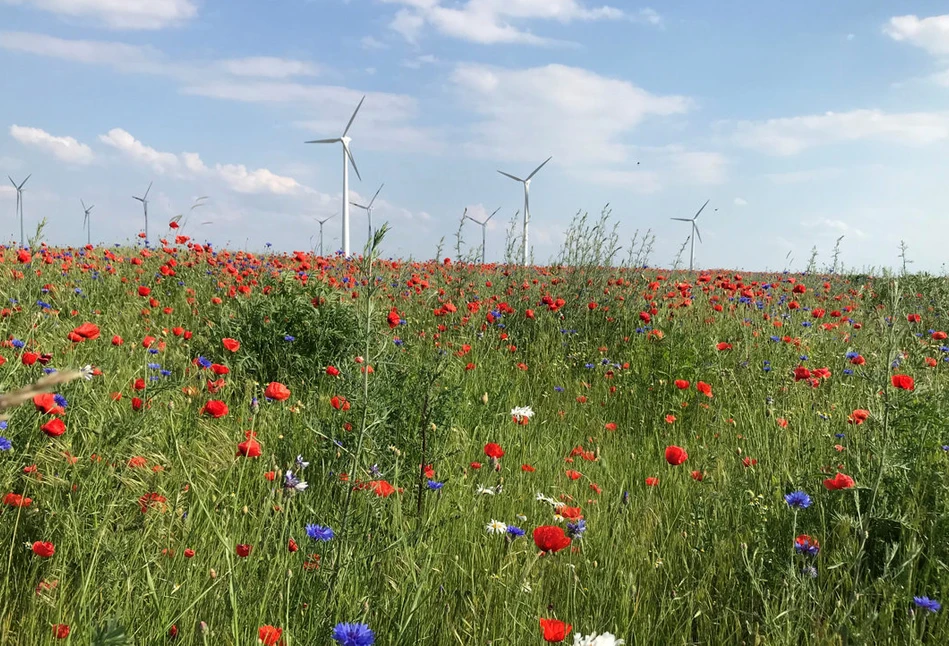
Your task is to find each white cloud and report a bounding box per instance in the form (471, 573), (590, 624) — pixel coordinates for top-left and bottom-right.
(1, 0), (197, 30)
(673, 151), (727, 185)
(0, 31), (170, 74)
(452, 63), (690, 165)
(764, 167), (845, 184)
(216, 57), (320, 79)
(730, 109), (949, 155)
(98, 128), (304, 195)
(884, 14), (949, 55)
(360, 35), (388, 50)
(800, 218), (867, 238)
(382, 0), (633, 45)
(734, 197), (747, 206)
(10, 125), (95, 164)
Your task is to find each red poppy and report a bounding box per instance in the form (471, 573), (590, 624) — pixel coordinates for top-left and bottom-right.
(265, 382), (291, 401)
(559, 506), (583, 520)
(210, 363), (229, 376)
(793, 366), (811, 381)
(222, 337), (240, 352)
(823, 473), (855, 490)
(665, 445), (688, 466)
(138, 492), (167, 513)
(891, 374), (915, 391)
(369, 480), (396, 497)
(604, 422), (617, 431)
(848, 409), (870, 425)
(258, 625), (283, 645)
(326, 365), (340, 377)
(33, 393), (64, 416)
(200, 400), (229, 418)
(532, 525), (571, 553)
(236, 544), (253, 558)
(184, 548), (195, 558)
(696, 381), (712, 397)
(3, 493), (32, 507)
(565, 469), (582, 480)
(674, 379), (690, 390)
(690, 470), (704, 481)
(137, 286), (151, 297)
(237, 432), (262, 458)
(716, 342), (732, 351)
(484, 443), (504, 459)
(41, 418), (66, 437)
(68, 322), (100, 342)
(32, 541), (55, 558)
(330, 395), (350, 411)
(521, 464), (536, 472)
(288, 539), (299, 553)
(664, 414), (676, 424)
(112, 335), (124, 346)
(645, 477), (659, 486)
(52, 624), (70, 639)
(539, 618), (572, 642)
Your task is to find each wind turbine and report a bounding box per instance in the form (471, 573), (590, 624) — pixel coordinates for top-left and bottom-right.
(463, 207), (501, 264)
(305, 95), (365, 257)
(670, 199), (709, 271)
(8, 174), (31, 248)
(81, 199), (94, 246)
(314, 212), (336, 257)
(350, 183), (383, 244)
(133, 181), (152, 244)
(497, 156), (551, 266)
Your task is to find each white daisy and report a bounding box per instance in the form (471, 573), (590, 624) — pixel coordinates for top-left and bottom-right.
(573, 633), (625, 646)
(510, 405), (534, 421)
(485, 519), (507, 534)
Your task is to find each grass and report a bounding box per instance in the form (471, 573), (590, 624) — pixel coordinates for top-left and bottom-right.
(0, 226), (948, 645)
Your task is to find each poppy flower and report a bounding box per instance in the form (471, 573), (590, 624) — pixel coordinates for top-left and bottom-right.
(330, 395), (351, 411)
(674, 379), (690, 390)
(823, 473), (855, 490)
(68, 322), (100, 342)
(645, 477), (659, 486)
(565, 469), (582, 480)
(532, 525), (571, 553)
(258, 625), (283, 645)
(41, 418), (66, 437)
(200, 400), (229, 418)
(326, 365), (340, 377)
(52, 624), (70, 639)
(369, 480), (396, 497)
(604, 422), (617, 431)
(265, 382), (291, 401)
(33, 393), (64, 416)
(3, 493), (32, 507)
(891, 374), (915, 391)
(665, 445), (688, 466)
(716, 342), (732, 351)
(696, 381), (712, 397)
(237, 432), (262, 458)
(690, 470), (704, 481)
(484, 443), (504, 459)
(539, 618), (572, 642)
(222, 337), (240, 352)
(848, 409), (870, 425)
(236, 543), (253, 558)
(521, 464), (536, 472)
(793, 366), (811, 381)
(32, 541), (55, 558)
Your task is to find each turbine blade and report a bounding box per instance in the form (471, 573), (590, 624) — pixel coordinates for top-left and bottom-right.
(694, 224), (703, 244)
(342, 95), (365, 137)
(305, 138), (341, 144)
(497, 170), (524, 182)
(369, 183), (384, 208)
(8, 176), (15, 188)
(486, 207), (501, 222)
(20, 174), (31, 189)
(144, 181), (152, 200)
(351, 202), (368, 210)
(670, 218), (691, 222)
(345, 145), (362, 181)
(693, 199), (710, 220)
(526, 156), (552, 180)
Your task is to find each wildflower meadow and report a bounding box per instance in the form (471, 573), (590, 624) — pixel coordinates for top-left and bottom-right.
(1, 220), (948, 645)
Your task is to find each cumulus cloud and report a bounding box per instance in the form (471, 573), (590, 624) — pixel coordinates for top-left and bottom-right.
(1, 0), (198, 30)
(10, 125), (95, 164)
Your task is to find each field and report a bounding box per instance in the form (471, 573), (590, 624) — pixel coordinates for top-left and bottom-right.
(1, 226), (948, 645)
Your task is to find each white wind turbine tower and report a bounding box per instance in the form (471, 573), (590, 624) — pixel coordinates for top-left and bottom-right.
(350, 183), (383, 244)
(314, 212), (336, 257)
(463, 206), (501, 264)
(305, 96), (365, 257)
(8, 174), (31, 248)
(133, 181), (152, 244)
(497, 156), (551, 266)
(670, 199), (709, 271)
(81, 199), (94, 246)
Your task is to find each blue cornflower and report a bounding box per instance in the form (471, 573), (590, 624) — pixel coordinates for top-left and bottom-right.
(332, 622), (375, 646)
(148, 348), (158, 354)
(799, 355), (808, 361)
(784, 490), (812, 509)
(843, 369), (854, 376)
(197, 356), (212, 369)
(0, 436), (11, 451)
(794, 536), (820, 556)
(554, 386), (564, 392)
(160, 370), (172, 377)
(427, 480), (444, 490)
(36, 300), (51, 309)
(506, 526), (526, 538)
(284, 335), (295, 342)
(770, 336), (781, 342)
(305, 524), (334, 541)
(942, 446), (949, 452)
(845, 351), (860, 359)
(835, 433), (846, 439)
(914, 597), (941, 613)
(566, 519), (587, 539)
(53, 394), (68, 409)
(11, 339), (25, 349)
(296, 455), (310, 469)
(585, 363), (595, 369)
(43, 367), (56, 375)
(393, 338), (403, 346)
(148, 363), (161, 370)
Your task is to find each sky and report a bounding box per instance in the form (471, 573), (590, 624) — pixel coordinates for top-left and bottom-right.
(2, 1), (949, 272)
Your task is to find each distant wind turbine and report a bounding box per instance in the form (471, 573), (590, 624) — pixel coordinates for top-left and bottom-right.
(463, 207), (501, 265)
(81, 199), (94, 246)
(497, 156), (551, 266)
(314, 212), (336, 257)
(350, 183), (383, 244)
(670, 199), (709, 271)
(305, 95), (365, 257)
(8, 174), (31, 248)
(133, 181), (152, 244)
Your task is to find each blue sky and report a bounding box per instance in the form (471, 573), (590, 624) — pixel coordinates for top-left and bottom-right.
(2, 1), (949, 271)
